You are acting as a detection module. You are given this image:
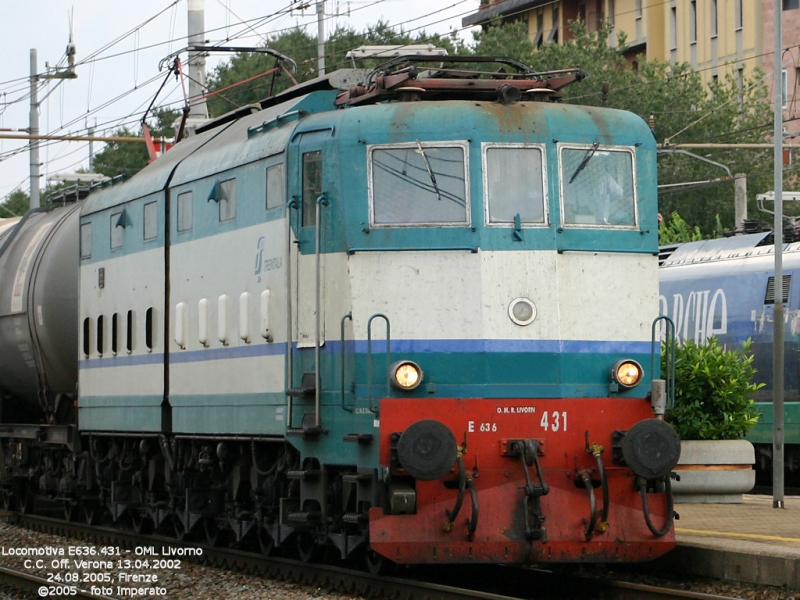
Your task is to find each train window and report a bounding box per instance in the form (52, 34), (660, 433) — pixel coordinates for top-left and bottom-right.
(145, 307), (154, 351)
(97, 315), (104, 356)
(559, 145), (636, 228)
(369, 142), (468, 226)
(219, 178), (236, 222)
(80, 223), (92, 259)
(144, 202), (158, 240)
(483, 145), (546, 226)
(83, 318), (91, 357)
(111, 313), (118, 355)
(126, 310), (134, 353)
(177, 192), (193, 232)
(302, 152), (322, 227)
(266, 163), (285, 210)
(110, 213), (123, 249)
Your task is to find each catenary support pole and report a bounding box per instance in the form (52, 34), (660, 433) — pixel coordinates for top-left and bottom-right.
(317, 1), (326, 76)
(734, 174), (747, 231)
(773, 0), (785, 509)
(29, 49), (40, 209)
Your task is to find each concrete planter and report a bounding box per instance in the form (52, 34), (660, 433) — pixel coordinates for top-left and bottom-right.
(672, 439), (756, 503)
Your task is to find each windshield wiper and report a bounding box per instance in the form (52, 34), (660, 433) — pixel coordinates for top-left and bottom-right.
(568, 141), (600, 184)
(416, 140), (443, 201)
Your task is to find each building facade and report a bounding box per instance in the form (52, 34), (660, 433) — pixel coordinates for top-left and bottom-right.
(463, 0), (799, 135)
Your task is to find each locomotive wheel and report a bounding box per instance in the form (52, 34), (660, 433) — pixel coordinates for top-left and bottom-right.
(63, 501), (76, 522)
(82, 505), (98, 525)
(257, 526), (275, 556)
(130, 511), (152, 534)
(204, 518), (224, 547)
(1, 491), (15, 511)
(364, 548), (395, 576)
(172, 516), (190, 541)
(296, 532), (322, 563)
(18, 488), (34, 514)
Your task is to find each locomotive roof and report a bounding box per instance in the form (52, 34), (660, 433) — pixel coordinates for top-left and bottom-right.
(81, 58), (653, 216)
(660, 232), (800, 267)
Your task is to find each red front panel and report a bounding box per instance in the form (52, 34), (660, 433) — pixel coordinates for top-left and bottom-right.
(370, 397), (676, 564)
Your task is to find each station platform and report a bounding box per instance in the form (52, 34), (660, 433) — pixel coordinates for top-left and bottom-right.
(653, 494), (800, 588)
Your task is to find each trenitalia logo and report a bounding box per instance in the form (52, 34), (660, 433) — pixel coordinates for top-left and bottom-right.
(254, 236), (266, 275)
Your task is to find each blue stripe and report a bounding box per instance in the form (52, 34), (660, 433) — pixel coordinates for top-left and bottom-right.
(79, 338), (651, 370)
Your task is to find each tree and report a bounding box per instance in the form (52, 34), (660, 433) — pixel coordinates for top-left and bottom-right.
(470, 19), (778, 236)
(206, 21), (460, 116)
(0, 189), (29, 217)
(92, 108), (180, 179)
(659, 211), (705, 245)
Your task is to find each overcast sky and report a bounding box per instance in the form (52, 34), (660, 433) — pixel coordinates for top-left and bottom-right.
(0, 0), (477, 206)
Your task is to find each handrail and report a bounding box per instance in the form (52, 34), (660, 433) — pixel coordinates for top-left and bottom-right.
(652, 315), (676, 410)
(285, 197), (298, 427)
(367, 314), (391, 415)
(340, 313), (353, 412)
(314, 194), (329, 428)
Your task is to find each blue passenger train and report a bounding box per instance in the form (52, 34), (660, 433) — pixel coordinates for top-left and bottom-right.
(660, 231), (800, 484)
(0, 56), (680, 568)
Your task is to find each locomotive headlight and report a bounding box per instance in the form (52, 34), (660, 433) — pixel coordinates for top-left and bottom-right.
(611, 359), (643, 390)
(389, 361), (423, 390)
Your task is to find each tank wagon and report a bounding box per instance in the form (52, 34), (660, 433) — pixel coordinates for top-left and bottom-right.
(0, 56), (680, 569)
(660, 231), (800, 484)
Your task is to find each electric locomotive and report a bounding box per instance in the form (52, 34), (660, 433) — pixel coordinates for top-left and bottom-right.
(0, 56), (680, 568)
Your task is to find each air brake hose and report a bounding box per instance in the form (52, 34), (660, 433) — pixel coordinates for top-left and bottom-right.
(594, 450), (610, 532)
(443, 455), (467, 533)
(639, 475), (675, 537)
(580, 469), (598, 541)
(466, 479), (479, 541)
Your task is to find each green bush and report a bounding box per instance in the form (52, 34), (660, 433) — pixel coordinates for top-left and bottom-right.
(664, 337), (762, 440)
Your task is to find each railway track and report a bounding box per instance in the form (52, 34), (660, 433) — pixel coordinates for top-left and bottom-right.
(4, 512), (745, 600)
(0, 564), (117, 599)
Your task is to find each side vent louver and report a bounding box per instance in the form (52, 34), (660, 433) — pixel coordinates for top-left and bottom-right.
(765, 275), (791, 304)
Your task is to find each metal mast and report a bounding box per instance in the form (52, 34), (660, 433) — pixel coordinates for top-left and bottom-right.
(772, 0), (785, 509)
(187, 0), (209, 125)
(29, 50), (40, 209)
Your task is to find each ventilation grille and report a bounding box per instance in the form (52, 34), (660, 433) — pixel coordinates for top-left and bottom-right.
(765, 275), (791, 305)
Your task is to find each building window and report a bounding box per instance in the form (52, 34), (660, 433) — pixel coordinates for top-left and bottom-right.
(710, 0), (718, 38)
(80, 223), (92, 259)
(547, 7), (559, 43)
(266, 163), (285, 210)
(690, 0), (697, 43)
(177, 191), (193, 232)
(219, 178), (236, 222)
(735, 0), (743, 30)
(144, 201), (158, 241)
(608, 0), (615, 26)
(533, 12), (544, 46)
(784, 0), (799, 10)
(670, 7), (678, 50)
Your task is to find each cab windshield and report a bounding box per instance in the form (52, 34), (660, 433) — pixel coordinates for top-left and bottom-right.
(369, 142), (469, 226)
(560, 145), (636, 228)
